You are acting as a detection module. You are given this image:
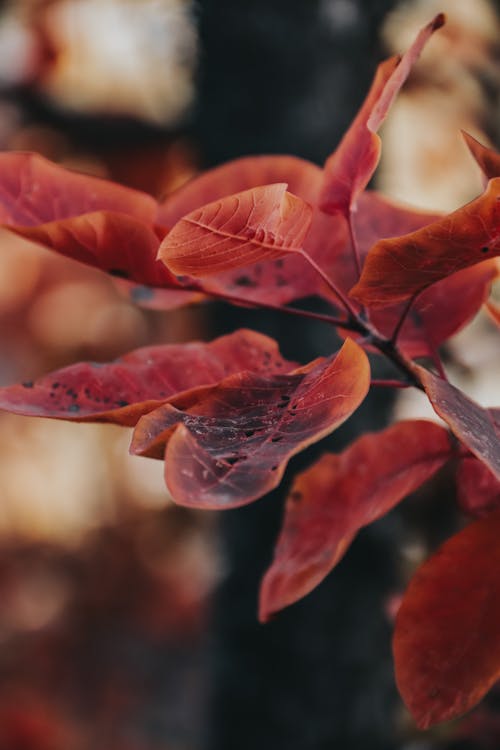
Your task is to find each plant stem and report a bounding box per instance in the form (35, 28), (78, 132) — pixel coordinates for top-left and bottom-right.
(371, 379), (411, 389)
(205, 288), (352, 328)
(299, 249), (359, 318)
(348, 213), (362, 280)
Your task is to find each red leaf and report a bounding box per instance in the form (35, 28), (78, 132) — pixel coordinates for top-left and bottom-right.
(158, 154), (322, 227)
(159, 183), (313, 276)
(393, 512), (500, 728)
(370, 261), (497, 358)
(259, 420), (451, 621)
(0, 329), (294, 426)
(416, 366), (500, 481)
(9, 211), (178, 287)
(456, 455), (500, 518)
(131, 339), (370, 508)
(319, 14), (444, 214)
(0, 152), (157, 225)
(463, 131), (500, 179)
(350, 179), (500, 307)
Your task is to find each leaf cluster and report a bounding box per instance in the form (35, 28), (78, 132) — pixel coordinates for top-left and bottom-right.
(0, 13), (499, 730)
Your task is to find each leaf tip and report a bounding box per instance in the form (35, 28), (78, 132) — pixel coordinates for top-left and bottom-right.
(432, 12), (446, 31)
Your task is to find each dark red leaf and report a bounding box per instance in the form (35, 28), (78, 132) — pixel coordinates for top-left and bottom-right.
(318, 191), (495, 356)
(158, 155), (344, 307)
(456, 455), (500, 518)
(131, 339), (370, 508)
(463, 131), (500, 179)
(159, 183), (313, 276)
(350, 179), (500, 307)
(319, 14), (444, 214)
(370, 260), (497, 358)
(416, 366), (500, 481)
(259, 420), (451, 621)
(393, 512), (500, 728)
(0, 151), (157, 225)
(0, 329), (294, 426)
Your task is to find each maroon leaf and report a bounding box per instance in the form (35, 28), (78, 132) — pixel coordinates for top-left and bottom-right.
(456, 455), (500, 518)
(369, 261), (498, 358)
(259, 420), (452, 621)
(416, 366), (500, 481)
(319, 14), (444, 214)
(0, 329), (294, 426)
(350, 179), (500, 307)
(131, 339), (370, 508)
(394, 512), (500, 728)
(159, 183), (313, 276)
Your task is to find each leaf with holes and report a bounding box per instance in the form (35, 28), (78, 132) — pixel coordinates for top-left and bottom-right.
(131, 339), (369, 508)
(394, 512), (500, 729)
(456, 455), (500, 519)
(351, 178), (500, 307)
(319, 14), (444, 215)
(159, 183), (313, 277)
(416, 366), (500, 481)
(259, 420), (452, 621)
(0, 330), (294, 426)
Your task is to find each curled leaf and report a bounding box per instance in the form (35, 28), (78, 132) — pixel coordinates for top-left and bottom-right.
(158, 154), (322, 227)
(131, 339), (370, 509)
(0, 330), (294, 426)
(394, 512), (500, 728)
(320, 14), (444, 214)
(259, 420), (452, 621)
(351, 179), (500, 307)
(159, 184), (313, 276)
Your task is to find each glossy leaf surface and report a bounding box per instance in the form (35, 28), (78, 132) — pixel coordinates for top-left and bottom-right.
(159, 184), (313, 276)
(260, 420), (451, 620)
(0, 330), (293, 426)
(131, 339), (370, 508)
(351, 179), (500, 307)
(320, 14), (444, 214)
(456, 455), (500, 518)
(417, 366), (500, 481)
(394, 512), (500, 728)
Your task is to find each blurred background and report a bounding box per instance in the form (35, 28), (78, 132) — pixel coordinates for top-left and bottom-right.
(0, 0), (498, 748)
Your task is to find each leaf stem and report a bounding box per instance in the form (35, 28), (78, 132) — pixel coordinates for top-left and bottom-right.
(298, 249), (359, 318)
(390, 292), (418, 345)
(371, 378), (412, 389)
(204, 288), (352, 328)
(348, 212), (363, 280)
